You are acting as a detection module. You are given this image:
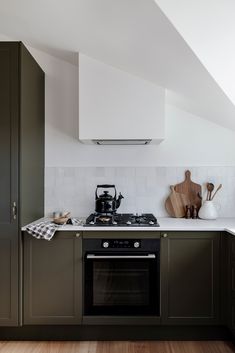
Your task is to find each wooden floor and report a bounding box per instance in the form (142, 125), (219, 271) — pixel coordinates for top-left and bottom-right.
(0, 341), (234, 353)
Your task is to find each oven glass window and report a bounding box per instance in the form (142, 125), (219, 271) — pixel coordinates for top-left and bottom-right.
(84, 256), (159, 316)
(93, 261), (149, 306)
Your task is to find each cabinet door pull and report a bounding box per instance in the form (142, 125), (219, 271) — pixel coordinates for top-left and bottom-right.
(162, 233), (168, 238)
(12, 201), (17, 220)
(75, 233), (81, 238)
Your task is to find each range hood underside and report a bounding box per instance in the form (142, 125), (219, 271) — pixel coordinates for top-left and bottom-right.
(79, 138), (164, 145)
(92, 139), (152, 145)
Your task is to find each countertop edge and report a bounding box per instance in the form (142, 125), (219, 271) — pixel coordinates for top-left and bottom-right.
(21, 217), (235, 235)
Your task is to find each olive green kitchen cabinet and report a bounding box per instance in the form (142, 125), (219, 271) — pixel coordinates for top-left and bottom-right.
(23, 232), (82, 325)
(227, 234), (235, 335)
(161, 232), (220, 325)
(0, 42), (44, 326)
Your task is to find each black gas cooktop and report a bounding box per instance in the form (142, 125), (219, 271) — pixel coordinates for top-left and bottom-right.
(85, 213), (159, 227)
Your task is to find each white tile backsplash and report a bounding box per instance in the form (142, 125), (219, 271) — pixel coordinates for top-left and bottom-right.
(45, 167), (235, 218)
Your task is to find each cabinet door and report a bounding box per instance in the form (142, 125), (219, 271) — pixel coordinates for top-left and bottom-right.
(228, 235), (235, 335)
(24, 232), (82, 325)
(0, 43), (19, 326)
(161, 232), (220, 325)
(231, 237), (235, 298)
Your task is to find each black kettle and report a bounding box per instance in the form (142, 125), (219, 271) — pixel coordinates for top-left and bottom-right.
(95, 185), (124, 214)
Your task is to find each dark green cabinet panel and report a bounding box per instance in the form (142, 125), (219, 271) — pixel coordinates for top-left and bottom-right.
(20, 44), (45, 226)
(0, 43), (19, 326)
(24, 232), (82, 325)
(0, 46), (16, 223)
(161, 232), (220, 325)
(232, 261), (235, 296)
(0, 237), (18, 325)
(0, 42), (44, 326)
(227, 235), (235, 335)
(231, 299), (235, 336)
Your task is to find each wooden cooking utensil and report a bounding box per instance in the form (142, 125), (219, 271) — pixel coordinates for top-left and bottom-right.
(174, 170), (202, 209)
(211, 184), (222, 201)
(165, 185), (190, 218)
(207, 183), (214, 200)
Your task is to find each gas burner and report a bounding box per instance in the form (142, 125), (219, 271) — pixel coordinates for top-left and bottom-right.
(94, 214), (114, 225)
(85, 213), (159, 227)
(97, 216), (111, 223)
(130, 215), (149, 224)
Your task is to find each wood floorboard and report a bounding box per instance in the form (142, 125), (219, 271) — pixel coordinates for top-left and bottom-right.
(0, 341), (234, 353)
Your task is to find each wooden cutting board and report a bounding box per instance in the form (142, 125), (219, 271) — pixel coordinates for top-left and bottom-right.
(165, 185), (190, 218)
(174, 170), (202, 210)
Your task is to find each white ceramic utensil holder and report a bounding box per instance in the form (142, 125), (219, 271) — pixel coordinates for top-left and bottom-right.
(198, 200), (218, 220)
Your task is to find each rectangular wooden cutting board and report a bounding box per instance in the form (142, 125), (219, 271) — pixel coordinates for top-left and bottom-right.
(165, 185), (190, 218)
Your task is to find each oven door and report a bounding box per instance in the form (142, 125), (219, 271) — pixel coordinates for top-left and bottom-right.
(84, 253), (159, 316)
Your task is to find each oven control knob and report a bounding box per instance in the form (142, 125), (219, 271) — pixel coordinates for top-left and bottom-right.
(134, 241), (140, 248)
(103, 241), (109, 248)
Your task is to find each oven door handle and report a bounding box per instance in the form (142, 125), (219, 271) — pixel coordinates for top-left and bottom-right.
(86, 254), (156, 259)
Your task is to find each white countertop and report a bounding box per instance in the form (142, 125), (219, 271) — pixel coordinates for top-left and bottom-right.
(22, 217), (235, 235)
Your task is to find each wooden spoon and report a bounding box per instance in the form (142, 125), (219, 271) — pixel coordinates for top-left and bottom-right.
(211, 184), (222, 201)
(208, 183), (214, 200)
(206, 183), (214, 201)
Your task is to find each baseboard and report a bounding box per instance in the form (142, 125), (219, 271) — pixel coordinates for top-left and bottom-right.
(0, 325), (232, 341)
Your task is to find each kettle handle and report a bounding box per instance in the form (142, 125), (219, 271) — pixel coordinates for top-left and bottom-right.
(95, 185), (117, 200)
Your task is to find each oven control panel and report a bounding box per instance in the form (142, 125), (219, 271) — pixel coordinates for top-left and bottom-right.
(102, 239), (141, 249)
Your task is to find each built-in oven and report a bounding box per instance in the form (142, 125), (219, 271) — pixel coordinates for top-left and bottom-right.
(83, 238), (160, 316)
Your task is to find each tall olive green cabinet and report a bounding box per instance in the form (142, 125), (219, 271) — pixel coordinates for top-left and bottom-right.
(0, 42), (44, 326)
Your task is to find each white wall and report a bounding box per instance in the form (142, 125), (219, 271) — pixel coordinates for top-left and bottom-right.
(28, 47), (235, 217)
(24, 46), (235, 167)
(27, 47), (235, 217)
(1, 34), (235, 167)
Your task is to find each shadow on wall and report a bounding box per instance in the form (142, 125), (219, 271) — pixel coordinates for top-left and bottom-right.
(27, 46), (79, 141)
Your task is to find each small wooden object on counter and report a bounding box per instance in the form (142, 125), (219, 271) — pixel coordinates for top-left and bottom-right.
(165, 186), (189, 218)
(174, 170), (202, 210)
(192, 205), (198, 219)
(185, 205), (192, 219)
(53, 212), (71, 225)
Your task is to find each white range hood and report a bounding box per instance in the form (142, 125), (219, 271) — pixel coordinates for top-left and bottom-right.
(78, 54), (165, 145)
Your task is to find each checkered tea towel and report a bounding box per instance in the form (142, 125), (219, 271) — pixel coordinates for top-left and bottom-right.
(26, 221), (60, 241)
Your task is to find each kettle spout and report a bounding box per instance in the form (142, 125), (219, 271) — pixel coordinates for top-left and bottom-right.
(116, 193), (124, 209)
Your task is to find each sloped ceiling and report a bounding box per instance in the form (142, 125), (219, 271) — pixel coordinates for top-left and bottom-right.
(155, 0), (235, 107)
(0, 0), (234, 130)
